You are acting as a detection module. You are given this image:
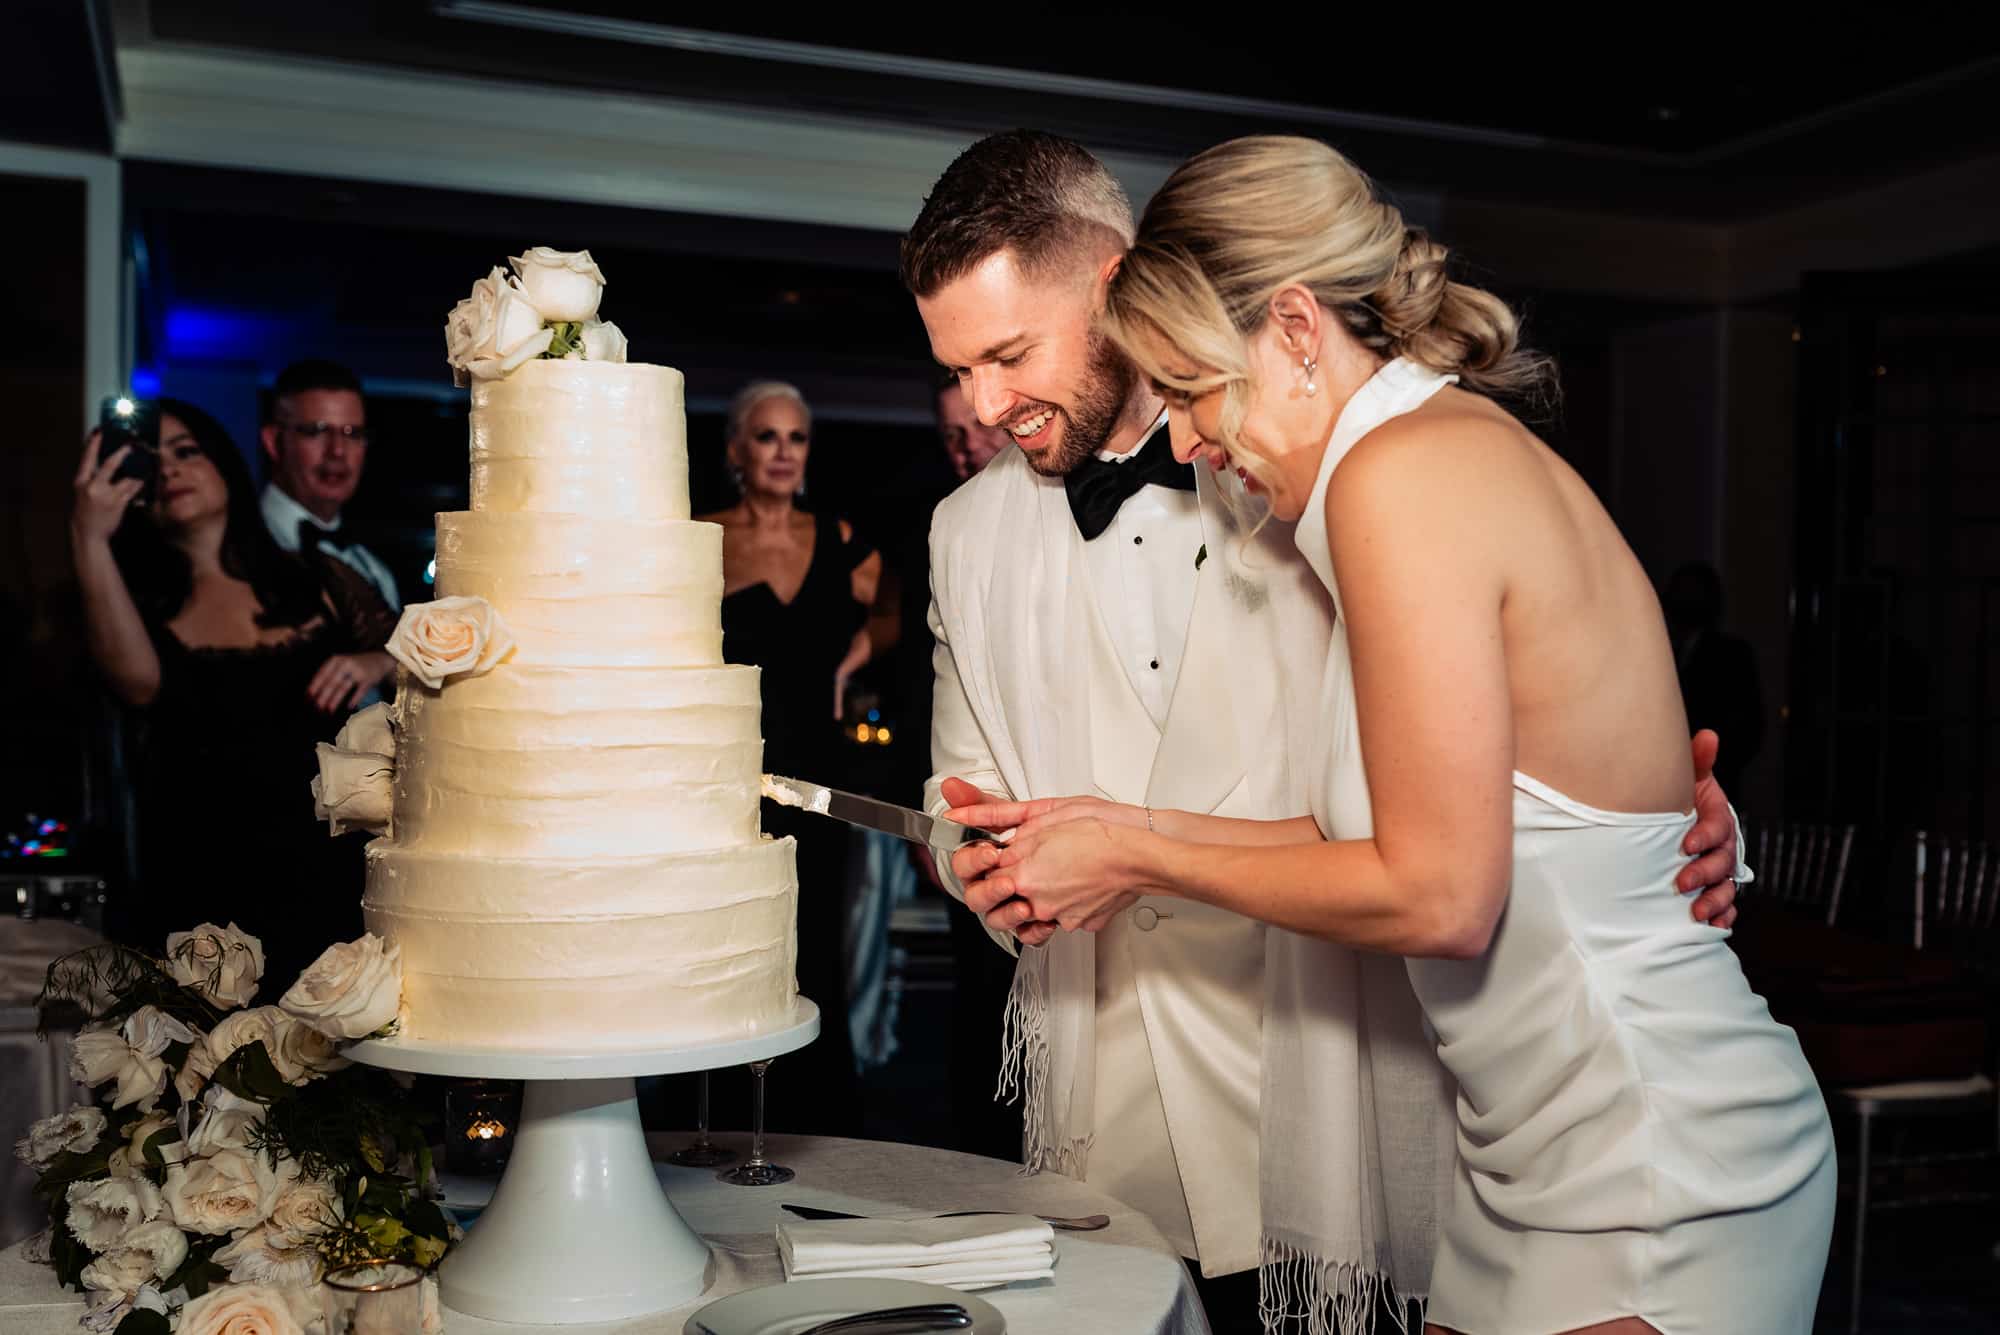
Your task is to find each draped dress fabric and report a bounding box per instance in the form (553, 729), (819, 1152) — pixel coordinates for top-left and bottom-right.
(720, 514), (873, 1129)
(1294, 359), (1837, 1334)
(123, 559), (397, 994)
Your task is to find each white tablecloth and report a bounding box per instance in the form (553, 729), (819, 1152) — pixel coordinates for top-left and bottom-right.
(0, 1132), (1209, 1335)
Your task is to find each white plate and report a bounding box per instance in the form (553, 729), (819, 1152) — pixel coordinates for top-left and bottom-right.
(685, 1277), (1006, 1335)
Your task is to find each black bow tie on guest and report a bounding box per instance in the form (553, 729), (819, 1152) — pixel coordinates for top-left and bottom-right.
(1063, 426), (1196, 541)
(299, 519), (355, 554)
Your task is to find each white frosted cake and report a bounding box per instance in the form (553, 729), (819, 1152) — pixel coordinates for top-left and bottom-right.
(348, 252), (800, 1050)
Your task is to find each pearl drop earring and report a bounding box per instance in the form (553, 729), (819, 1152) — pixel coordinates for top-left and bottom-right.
(1301, 354), (1319, 397)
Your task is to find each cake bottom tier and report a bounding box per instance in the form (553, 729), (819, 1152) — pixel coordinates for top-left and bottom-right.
(363, 836), (798, 1049)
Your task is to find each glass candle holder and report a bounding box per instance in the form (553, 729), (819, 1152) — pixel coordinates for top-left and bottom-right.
(443, 1077), (522, 1176)
(322, 1262), (436, 1335)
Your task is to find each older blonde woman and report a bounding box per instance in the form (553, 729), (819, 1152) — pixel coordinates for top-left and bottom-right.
(949, 137), (1834, 1334)
(701, 379), (880, 1127)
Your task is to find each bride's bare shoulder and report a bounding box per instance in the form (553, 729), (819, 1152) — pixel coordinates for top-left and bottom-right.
(1327, 392), (1532, 523)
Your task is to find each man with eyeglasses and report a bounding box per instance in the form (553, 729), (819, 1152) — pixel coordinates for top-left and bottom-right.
(258, 359), (401, 614)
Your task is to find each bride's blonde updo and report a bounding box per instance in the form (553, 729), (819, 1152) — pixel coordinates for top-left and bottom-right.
(1104, 135), (1552, 454)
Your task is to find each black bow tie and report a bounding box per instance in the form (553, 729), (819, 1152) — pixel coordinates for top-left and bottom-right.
(299, 519), (355, 554)
(1063, 425), (1195, 541)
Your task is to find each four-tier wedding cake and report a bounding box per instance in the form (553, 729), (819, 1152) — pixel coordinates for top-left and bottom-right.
(313, 249), (800, 1049)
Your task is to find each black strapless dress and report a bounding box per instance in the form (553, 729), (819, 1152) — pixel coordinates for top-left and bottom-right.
(718, 515), (871, 1133)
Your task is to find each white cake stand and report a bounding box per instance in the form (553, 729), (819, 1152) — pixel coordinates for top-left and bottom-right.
(347, 999), (819, 1325)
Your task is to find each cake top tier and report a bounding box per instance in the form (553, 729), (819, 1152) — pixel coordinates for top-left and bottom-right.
(468, 360), (689, 519)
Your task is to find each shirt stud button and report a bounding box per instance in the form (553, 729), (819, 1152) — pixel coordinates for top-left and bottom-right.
(1134, 535), (1144, 545)
(1149, 659), (1160, 670)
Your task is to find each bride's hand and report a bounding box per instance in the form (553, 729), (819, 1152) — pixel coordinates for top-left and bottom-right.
(945, 793), (1147, 839)
(962, 819), (1145, 938)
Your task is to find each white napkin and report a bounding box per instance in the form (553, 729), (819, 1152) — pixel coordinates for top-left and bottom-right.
(777, 1214), (1056, 1291)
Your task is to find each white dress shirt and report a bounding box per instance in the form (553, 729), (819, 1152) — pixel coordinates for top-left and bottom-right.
(1081, 417), (1199, 728)
(260, 485), (402, 613)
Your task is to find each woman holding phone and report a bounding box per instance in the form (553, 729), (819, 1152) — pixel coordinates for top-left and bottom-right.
(71, 397), (398, 988)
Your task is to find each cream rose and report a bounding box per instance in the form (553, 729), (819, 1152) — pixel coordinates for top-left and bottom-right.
(580, 318), (628, 363)
(166, 923), (265, 1009)
(281, 935), (403, 1040)
(69, 1024), (166, 1111)
(124, 1109), (189, 1168)
(176, 1039), (220, 1103)
(187, 1103), (263, 1158)
(510, 246), (605, 322)
(265, 1173), (341, 1249)
(334, 701), (395, 757)
(125, 1005), (199, 1059)
(14, 1105), (106, 1167)
(446, 265), (555, 385)
(217, 1223), (323, 1290)
(310, 743), (394, 837)
(163, 1146), (283, 1235)
(176, 1283), (307, 1335)
(386, 595), (516, 690)
(65, 1175), (165, 1250)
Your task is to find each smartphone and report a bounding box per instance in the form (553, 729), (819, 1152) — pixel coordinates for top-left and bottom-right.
(99, 395), (160, 503)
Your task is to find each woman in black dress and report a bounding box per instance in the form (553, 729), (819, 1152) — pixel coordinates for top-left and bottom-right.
(703, 380), (880, 1132)
(70, 398), (399, 993)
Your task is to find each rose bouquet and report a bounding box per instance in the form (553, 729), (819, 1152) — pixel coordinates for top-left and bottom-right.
(443, 246), (626, 385)
(17, 924), (454, 1333)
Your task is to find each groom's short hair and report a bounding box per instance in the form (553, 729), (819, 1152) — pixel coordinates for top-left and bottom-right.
(900, 130), (1134, 298)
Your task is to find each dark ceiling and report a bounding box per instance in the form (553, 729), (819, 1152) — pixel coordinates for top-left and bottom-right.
(133, 2), (2000, 222)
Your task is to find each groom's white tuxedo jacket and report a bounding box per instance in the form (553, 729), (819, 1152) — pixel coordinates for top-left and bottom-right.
(923, 443), (1333, 1276)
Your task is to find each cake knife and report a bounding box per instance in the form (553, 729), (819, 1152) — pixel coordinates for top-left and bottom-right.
(762, 775), (1005, 852)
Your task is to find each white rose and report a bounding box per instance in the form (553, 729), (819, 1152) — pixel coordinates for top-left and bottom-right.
(125, 1005), (199, 1059)
(446, 266), (556, 384)
(69, 1025), (166, 1112)
(281, 936), (403, 1040)
(81, 1291), (135, 1334)
(66, 1176), (165, 1251)
(310, 743), (394, 837)
(386, 595), (516, 690)
(124, 1110), (189, 1169)
(217, 1224), (323, 1290)
(166, 923), (265, 1009)
(510, 246), (605, 322)
(163, 1147), (283, 1235)
(188, 1104), (263, 1157)
(205, 1007), (284, 1072)
(265, 1174), (341, 1249)
(177, 1284), (307, 1335)
(580, 319), (628, 363)
(15, 1105), (106, 1167)
(176, 1040), (219, 1103)
(334, 701), (395, 758)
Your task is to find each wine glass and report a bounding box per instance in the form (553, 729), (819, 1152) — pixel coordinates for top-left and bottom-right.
(666, 1071), (737, 1168)
(718, 1059), (793, 1186)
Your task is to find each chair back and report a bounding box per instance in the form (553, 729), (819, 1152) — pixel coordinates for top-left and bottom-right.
(1912, 831), (2000, 971)
(1749, 820), (1857, 926)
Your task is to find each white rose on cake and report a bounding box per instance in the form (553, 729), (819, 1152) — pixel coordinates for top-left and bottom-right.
(579, 318), (628, 363)
(166, 922), (265, 1008)
(386, 595), (516, 690)
(335, 700), (395, 757)
(14, 1105), (105, 1167)
(446, 264), (556, 385)
(176, 1283), (308, 1335)
(511, 246), (605, 322)
(311, 745), (394, 837)
(281, 935), (403, 1040)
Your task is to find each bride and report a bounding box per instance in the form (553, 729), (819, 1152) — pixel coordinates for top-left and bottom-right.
(948, 136), (1836, 1334)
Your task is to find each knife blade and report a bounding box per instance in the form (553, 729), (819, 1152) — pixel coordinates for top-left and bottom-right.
(763, 775), (1003, 851)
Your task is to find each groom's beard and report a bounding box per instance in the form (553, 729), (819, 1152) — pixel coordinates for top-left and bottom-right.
(1020, 332), (1137, 479)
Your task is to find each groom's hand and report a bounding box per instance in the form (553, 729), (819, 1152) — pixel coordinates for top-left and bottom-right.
(1679, 730), (1740, 929)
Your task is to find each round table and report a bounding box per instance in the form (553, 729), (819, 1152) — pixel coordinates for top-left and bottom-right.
(0, 1134), (1209, 1335)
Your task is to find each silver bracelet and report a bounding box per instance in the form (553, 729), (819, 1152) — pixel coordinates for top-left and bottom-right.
(1145, 807), (1156, 833)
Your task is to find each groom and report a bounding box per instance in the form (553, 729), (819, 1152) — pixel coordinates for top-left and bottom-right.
(901, 130), (1743, 1332)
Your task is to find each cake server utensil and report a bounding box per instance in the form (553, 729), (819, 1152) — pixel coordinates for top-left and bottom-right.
(763, 776), (1005, 852)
